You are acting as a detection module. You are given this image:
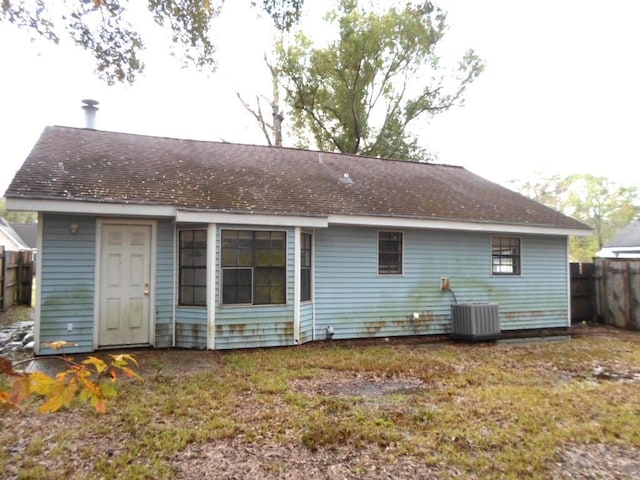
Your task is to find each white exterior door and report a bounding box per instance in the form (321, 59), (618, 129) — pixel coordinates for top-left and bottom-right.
(98, 224), (152, 347)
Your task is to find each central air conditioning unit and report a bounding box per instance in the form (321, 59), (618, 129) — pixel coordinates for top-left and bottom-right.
(450, 303), (501, 341)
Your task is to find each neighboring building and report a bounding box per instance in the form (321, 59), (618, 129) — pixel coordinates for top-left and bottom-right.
(6, 126), (591, 355)
(0, 217), (31, 252)
(596, 219), (640, 258)
(10, 223), (37, 252)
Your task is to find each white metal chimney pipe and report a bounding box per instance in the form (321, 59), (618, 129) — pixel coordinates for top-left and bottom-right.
(81, 99), (99, 129)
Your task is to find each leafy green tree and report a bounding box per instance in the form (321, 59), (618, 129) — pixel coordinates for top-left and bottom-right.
(0, 198), (36, 224)
(1, 0), (303, 84)
(512, 174), (639, 262)
(274, 0), (484, 159)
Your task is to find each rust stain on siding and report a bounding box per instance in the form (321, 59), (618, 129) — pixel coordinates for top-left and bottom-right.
(412, 313), (435, 333)
(365, 321), (386, 335)
(229, 323), (247, 335)
(283, 321), (294, 338)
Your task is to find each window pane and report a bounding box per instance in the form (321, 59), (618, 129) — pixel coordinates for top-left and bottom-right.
(270, 268), (285, 286)
(194, 268), (206, 286)
(238, 248), (253, 267)
(180, 287), (193, 305)
(271, 231), (286, 249)
(221, 247), (236, 267)
(254, 286), (270, 304)
(192, 248), (206, 267)
(193, 287), (206, 305)
(238, 230), (253, 248)
(222, 268), (252, 304)
(271, 249), (286, 266)
(255, 248), (271, 266)
(194, 230), (207, 248)
(181, 269), (194, 286)
(180, 230), (193, 248)
(301, 269), (311, 301)
(270, 285), (285, 304)
(254, 268), (269, 285)
(255, 231), (271, 248)
(221, 230), (237, 248)
(180, 249), (193, 267)
(179, 230), (207, 306)
(236, 286), (252, 304)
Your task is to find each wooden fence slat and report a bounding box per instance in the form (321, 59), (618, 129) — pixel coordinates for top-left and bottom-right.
(594, 258), (640, 330)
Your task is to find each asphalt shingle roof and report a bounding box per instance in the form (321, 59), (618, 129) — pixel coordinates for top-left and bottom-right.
(603, 219), (640, 248)
(6, 126), (589, 230)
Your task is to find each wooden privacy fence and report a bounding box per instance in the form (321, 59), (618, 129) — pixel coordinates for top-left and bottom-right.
(570, 262), (595, 323)
(594, 258), (640, 330)
(0, 247), (34, 312)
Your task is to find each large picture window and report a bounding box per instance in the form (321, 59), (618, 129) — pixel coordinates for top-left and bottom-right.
(300, 232), (312, 302)
(222, 230), (286, 305)
(492, 236), (521, 275)
(179, 230), (207, 306)
(378, 231), (403, 275)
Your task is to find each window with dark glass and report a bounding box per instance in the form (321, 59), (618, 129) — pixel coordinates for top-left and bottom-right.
(300, 233), (312, 302)
(179, 230), (207, 306)
(221, 230), (286, 305)
(378, 231), (403, 274)
(492, 236), (521, 275)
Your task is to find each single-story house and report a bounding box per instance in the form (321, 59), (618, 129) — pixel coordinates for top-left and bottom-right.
(6, 126), (591, 355)
(596, 219), (640, 258)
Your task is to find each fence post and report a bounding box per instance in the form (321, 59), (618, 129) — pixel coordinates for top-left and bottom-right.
(0, 246), (4, 312)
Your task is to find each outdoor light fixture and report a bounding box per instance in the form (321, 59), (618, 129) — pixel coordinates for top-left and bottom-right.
(70, 223), (79, 234)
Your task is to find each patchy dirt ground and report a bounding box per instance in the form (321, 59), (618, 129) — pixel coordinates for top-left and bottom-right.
(3, 318), (640, 479)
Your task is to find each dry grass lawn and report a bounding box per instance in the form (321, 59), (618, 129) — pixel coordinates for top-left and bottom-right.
(2, 324), (640, 479)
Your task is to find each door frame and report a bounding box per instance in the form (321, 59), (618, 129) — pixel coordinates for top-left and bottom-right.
(94, 218), (157, 349)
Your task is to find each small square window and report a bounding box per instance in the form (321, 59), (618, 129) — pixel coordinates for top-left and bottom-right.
(491, 237), (521, 275)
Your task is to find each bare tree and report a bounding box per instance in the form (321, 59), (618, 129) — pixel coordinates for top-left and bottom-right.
(237, 58), (284, 146)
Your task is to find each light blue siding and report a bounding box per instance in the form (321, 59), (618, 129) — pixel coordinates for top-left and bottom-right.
(36, 214), (569, 354)
(214, 226), (295, 349)
(155, 219), (174, 347)
(39, 214), (96, 354)
(175, 307), (207, 348)
(313, 226), (568, 341)
(299, 303), (313, 344)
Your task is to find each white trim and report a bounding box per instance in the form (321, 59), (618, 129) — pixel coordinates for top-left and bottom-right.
(94, 218), (157, 349)
(566, 237), (572, 328)
(33, 213), (44, 355)
(207, 223), (217, 349)
(176, 210), (329, 228)
(8, 198), (590, 236)
(311, 229), (316, 341)
(327, 214), (591, 236)
(293, 227), (301, 344)
(7, 198), (176, 217)
(171, 220), (177, 347)
(596, 247), (640, 258)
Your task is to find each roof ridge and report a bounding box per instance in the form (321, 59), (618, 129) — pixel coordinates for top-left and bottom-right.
(46, 125), (465, 170)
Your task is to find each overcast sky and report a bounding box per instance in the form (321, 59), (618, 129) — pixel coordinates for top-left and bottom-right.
(1, 0), (639, 198)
